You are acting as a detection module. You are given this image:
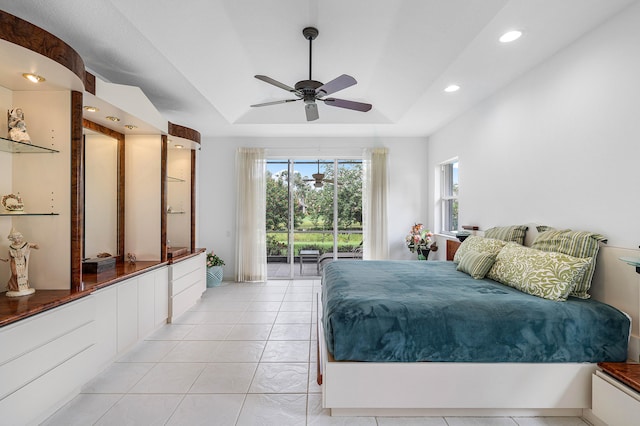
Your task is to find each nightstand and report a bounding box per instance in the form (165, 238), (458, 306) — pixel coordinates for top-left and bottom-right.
(592, 362), (640, 425)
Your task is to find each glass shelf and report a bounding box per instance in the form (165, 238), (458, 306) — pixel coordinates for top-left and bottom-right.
(0, 136), (59, 153)
(167, 176), (185, 183)
(167, 211), (186, 215)
(619, 256), (640, 274)
(0, 212), (60, 216)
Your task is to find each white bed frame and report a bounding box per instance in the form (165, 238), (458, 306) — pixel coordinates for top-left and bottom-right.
(317, 311), (594, 417)
(317, 241), (640, 417)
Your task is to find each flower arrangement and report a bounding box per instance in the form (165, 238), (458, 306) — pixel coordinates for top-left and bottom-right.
(406, 223), (433, 254)
(206, 251), (225, 268)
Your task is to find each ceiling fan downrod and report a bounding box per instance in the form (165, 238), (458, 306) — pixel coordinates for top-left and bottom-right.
(302, 27), (319, 81)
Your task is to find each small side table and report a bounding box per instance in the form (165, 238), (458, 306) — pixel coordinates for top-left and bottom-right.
(592, 362), (640, 425)
(299, 250), (320, 275)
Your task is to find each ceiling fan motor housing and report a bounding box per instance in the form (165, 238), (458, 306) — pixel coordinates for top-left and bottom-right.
(295, 80), (323, 103)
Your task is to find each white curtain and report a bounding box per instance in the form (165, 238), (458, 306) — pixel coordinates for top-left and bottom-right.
(362, 148), (389, 260)
(235, 148), (267, 282)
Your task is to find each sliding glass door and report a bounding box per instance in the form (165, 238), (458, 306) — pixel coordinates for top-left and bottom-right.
(266, 159), (363, 279)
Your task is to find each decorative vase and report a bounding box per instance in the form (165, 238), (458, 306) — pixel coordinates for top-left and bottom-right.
(418, 248), (430, 260)
(206, 266), (223, 287)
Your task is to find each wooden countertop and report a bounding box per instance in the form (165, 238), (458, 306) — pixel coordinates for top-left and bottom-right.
(0, 248), (206, 328)
(599, 362), (640, 393)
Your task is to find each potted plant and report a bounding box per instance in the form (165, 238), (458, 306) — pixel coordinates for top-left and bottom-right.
(206, 251), (225, 287)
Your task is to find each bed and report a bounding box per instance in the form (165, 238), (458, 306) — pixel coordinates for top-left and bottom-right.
(318, 259), (631, 417)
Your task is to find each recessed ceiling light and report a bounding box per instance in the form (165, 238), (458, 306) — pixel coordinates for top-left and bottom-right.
(124, 124), (137, 130)
(106, 116), (120, 122)
(22, 73), (45, 83)
(83, 106), (99, 112)
(175, 144), (184, 149)
(444, 84), (460, 93)
(499, 30), (522, 43)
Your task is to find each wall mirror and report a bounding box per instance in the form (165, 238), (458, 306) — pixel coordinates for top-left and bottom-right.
(83, 119), (124, 261)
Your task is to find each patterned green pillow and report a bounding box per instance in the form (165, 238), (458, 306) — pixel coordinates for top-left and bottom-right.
(486, 242), (590, 301)
(453, 236), (507, 264)
(484, 225), (528, 245)
(456, 250), (497, 279)
(531, 229), (607, 299)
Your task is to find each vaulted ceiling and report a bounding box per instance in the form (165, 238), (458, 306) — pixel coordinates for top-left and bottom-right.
(0, 0), (636, 137)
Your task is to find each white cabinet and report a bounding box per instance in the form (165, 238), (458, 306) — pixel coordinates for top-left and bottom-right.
(154, 267), (169, 326)
(117, 277), (139, 353)
(0, 297), (96, 425)
(93, 286), (118, 371)
(169, 252), (206, 322)
(592, 371), (640, 426)
(138, 272), (156, 338)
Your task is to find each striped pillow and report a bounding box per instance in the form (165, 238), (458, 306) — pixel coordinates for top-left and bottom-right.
(484, 225), (528, 245)
(453, 236), (507, 264)
(456, 250), (497, 279)
(531, 229), (607, 299)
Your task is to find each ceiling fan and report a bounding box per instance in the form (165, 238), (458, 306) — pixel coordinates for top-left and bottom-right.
(251, 27), (372, 121)
(304, 161), (336, 188)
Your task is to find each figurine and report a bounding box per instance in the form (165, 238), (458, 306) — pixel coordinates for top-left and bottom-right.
(127, 252), (136, 264)
(7, 108), (31, 143)
(1, 227), (39, 297)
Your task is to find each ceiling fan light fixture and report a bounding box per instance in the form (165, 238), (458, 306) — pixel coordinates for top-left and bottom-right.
(444, 84), (460, 93)
(499, 30), (523, 43)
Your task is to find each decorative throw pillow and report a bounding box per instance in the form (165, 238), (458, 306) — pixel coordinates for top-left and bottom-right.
(486, 242), (590, 301)
(453, 236), (507, 264)
(531, 229), (607, 299)
(456, 250), (497, 279)
(484, 225), (528, 245)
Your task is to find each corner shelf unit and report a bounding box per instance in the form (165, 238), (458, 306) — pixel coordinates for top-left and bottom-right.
(0, 136), (59, 154)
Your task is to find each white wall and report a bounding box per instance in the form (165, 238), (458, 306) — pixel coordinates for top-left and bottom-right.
(428, 2), (640, 247)
(198, 136), (428, 279)
(125, 135), (162, 261)
(427, 2), (640, 356)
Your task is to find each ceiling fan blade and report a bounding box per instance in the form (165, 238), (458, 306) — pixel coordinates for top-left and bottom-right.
(250, 99), (299, 107)
(305, 103), (319, 121)
(255, 75), (298, 93)
(323, 98), (372, 112)
(316, 74), (357, 97)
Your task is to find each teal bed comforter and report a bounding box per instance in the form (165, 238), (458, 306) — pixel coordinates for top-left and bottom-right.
(322, 260), (629, 362)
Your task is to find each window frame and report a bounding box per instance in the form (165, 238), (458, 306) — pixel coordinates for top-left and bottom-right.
(440, 159), (459, 234)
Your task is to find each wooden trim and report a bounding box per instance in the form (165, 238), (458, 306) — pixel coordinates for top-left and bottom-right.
(118, 128), (125, 263)
(191, 149), (196, 253)
(71, 91), (84, 290)
(83, 119), (126, 262)
(84, 71), (96, 95)
(446, 239), (461, 261)
(168, 121), (201, 145)
(161, 135), (168, 262)
(0, 10), (86, 85)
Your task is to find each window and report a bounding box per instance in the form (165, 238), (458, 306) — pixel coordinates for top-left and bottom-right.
(441, 160), (458, 233)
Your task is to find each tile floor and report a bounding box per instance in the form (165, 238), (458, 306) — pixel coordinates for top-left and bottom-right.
(43, 279), (592, 425)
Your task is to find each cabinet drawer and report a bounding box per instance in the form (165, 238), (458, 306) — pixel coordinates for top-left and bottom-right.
(170, 253), (205, 281)
(171, 268), (202, 296)
(592, 372), (640, 426)
(0, 319), (94, 400)
(0, 297), (95, 365)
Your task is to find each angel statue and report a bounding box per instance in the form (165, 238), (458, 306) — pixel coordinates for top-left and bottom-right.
(8, 108), (32, 143)
(1, 227), (39, 297)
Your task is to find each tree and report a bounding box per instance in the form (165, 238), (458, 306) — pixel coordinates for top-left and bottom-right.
(265, 170), (288, 231)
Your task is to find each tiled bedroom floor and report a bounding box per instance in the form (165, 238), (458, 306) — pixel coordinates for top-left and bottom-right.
(43, 279), (591, 426)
